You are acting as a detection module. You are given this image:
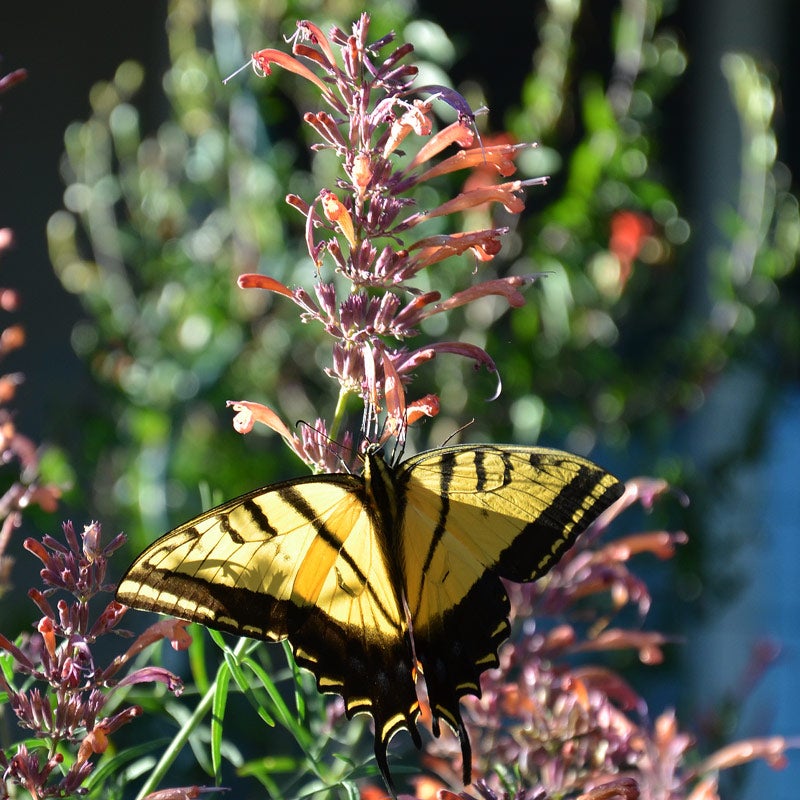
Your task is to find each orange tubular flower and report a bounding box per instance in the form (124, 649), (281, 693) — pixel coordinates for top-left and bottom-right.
(402, 230), (508, 275)
(383, 99), (434, 157)
(320, 189), (357, 248)
(407, 142), (533, 186)
(237, 273), (294, 297)
(250, 49), (341, 109)
(399, 178), (547, 228)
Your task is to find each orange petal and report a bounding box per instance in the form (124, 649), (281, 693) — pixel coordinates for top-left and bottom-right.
(251, 49), (336, 103)
(226, 400), (293, 440)
(237, 273), (294, 297)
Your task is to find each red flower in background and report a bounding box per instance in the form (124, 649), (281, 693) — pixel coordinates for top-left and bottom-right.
(609, 210), (653, 286)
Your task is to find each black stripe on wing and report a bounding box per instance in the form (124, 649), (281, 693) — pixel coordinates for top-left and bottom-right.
(118, 558), (308, 641)
(494, 461), (623, 582)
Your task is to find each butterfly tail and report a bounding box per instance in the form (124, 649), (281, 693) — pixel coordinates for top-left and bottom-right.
(374, 719), (422, 799)
(374, 744), (398, 799)
(429, 705), (473, 784)
(413, 570), (510, 785)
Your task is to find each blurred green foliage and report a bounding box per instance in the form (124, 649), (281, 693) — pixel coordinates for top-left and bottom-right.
(46, 0), (799, 554)
(455, 4), (799, 463)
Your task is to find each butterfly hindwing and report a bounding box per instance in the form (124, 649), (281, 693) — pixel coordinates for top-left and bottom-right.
(394, 445), (623, 777)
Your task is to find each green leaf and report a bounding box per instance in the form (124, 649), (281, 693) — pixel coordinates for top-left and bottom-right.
(240, 656), (305, 740)
(284, 639), (307, 722)
(83, 737), (175, 794)
(211, 657), (231, 779)
(131, 637), (251, 800)
(188, 622), (210, 695)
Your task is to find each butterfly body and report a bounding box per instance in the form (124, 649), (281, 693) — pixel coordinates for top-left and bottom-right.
(117, 444), (623, 790)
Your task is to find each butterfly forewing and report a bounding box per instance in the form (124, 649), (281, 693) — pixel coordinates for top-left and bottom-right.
(116, 471), (420, 788)
(400, 445), (622, 584)
(119, 477), (355, 638)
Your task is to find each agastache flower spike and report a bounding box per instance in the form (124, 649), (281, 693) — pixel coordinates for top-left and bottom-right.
(233, 14), (546, 459)
(1, 522), (183, 797)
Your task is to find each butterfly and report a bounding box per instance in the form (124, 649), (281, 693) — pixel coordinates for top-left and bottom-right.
(116, 444), (623, 791)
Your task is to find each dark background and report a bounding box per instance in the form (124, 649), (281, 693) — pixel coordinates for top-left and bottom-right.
(0, 3), (167, 439)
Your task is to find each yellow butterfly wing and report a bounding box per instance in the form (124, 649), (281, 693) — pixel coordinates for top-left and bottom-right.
(116, 474), (420, 766)
(393, 445), (624, 778)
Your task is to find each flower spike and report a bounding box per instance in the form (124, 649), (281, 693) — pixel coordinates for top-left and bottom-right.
(232, 15), (546, 454)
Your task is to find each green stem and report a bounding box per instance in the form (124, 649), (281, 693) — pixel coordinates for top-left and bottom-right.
(133, 637), (250, 800)
(327, 386), (351, 446)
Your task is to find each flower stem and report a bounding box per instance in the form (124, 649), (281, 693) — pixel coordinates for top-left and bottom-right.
(327, 385), (351, 449)
(133, 636), (250, 800)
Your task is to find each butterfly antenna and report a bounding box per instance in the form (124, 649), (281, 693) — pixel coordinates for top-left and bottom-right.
(441, 419), (475, 447)
(365, 400), (386, 444)
(467, 106), (489, 166)
(360, 403), (373, 441)
(388, 420), (408, 464)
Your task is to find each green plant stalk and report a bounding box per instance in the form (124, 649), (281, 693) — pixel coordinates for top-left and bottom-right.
(327, 385), (353, 454)
(133, 636), (250, 800)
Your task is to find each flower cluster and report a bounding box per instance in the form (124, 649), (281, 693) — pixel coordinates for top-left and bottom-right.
(396, 479), (796, 800)
(226, 14), (545, 466)
(0, 522), (187, 799)
(0, 67), (62, 598)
